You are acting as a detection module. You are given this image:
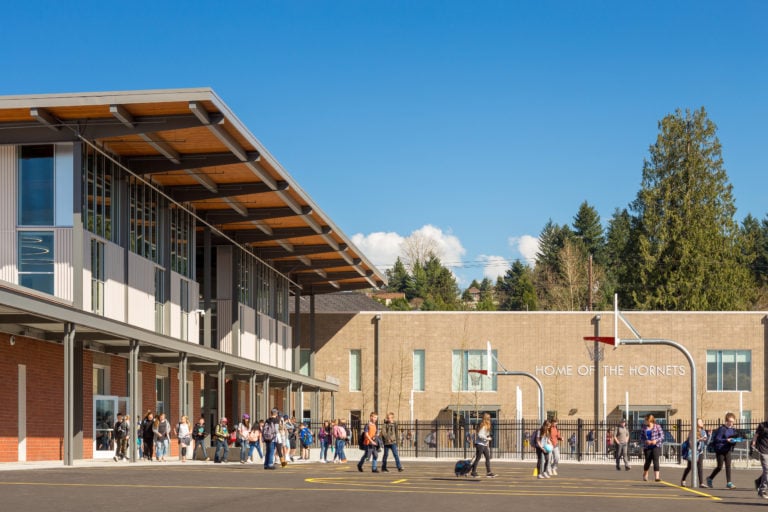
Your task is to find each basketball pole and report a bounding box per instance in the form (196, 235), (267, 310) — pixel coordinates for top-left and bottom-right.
(585, 294), (698, 487)
(472, 343), (545, 425)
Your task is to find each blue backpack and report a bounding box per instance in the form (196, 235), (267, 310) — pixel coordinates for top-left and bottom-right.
(300, 427), (314, 445)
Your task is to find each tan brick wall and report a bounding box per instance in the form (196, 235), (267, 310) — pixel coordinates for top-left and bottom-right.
(298, 311), (767, 425)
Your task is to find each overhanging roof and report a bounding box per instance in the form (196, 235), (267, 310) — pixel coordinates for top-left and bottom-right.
(0, 88), (386, 294)
(0, 281), (336, 391)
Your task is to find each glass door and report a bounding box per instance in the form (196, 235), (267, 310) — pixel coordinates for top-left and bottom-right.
(94, 395), (118, 458)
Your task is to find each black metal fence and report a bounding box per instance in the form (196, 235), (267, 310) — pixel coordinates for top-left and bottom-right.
(310, 418), (761, 463)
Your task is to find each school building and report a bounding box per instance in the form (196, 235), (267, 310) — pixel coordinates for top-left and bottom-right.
(295, 307), (766, 431)
(0, 88), (386, 464)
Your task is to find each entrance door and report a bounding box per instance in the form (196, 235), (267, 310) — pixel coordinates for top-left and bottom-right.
(94, 395), (119, 458)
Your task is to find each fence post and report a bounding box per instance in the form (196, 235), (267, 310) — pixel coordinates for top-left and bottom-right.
(676, 418), (683, 464)
(577, 418), (583, 462)
(415, 419), (419, 459)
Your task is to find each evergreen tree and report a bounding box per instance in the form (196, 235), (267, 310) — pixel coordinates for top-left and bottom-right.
(422, 255), (461, 310)
(603, 208), (638, 308)
(385, 258), (414, 298)
(739, 214), (768, 308)
(572, 201), (605, 265)
(497, 260), (537, 311)
(629, 107), (754, 310)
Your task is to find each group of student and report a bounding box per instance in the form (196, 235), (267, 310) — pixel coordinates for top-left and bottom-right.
(610, 411), (768, 498)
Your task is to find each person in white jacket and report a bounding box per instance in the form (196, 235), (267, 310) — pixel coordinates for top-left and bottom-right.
(470, 413), (496, 478)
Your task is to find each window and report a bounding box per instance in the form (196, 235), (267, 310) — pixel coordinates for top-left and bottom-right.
(170, 205), (194, 278)
(93, 366), (108, 395)
(349, 349), (362, 391)
(18, 231), (54, 295)
(83, 145), (118, 241)
(452, 349), (497, 392)
(299, 348), (311, 376)
(91, 239), (105, 315)
(155, 377), (167, 414)
(707, 350), (751, 391)
(129, 177), (162, 263)
(413, 349), (425, 391)
(19, 145), (54, 226)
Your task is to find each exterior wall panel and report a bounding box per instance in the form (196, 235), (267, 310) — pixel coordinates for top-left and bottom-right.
(216, 246), (232, 300)
(217, 299), (232, 354)
(240, 305), (256, 361)
(104, 241), (125, 322)
(0, 145), (17, 284)
(53, 228), (73, 302)
(126, 253), (156, 331)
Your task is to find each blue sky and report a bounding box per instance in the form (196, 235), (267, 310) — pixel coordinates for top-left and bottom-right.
(2, 1), (766, 287)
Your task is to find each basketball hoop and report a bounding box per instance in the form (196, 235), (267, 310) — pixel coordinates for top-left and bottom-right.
(583, 336), (614, 362)
(468, 369), (487, 387)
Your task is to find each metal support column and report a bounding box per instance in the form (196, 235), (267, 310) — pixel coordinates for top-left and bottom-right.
(217, 363), (226, 421)
(63, 322), (76, 466)
(293, 289), (301, 372)
(249, 371), (257, 420)
(262, 375), (270, 419)
(179, 352), (188, 420)
(330, 392), (335, 421)
(203, 226), (212, 348)
(128, 339), (140, 463)
(285, 382), (292, 417)
(296, 384), (304, 421)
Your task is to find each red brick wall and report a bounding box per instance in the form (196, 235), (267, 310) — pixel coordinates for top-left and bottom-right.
(0, 332), (211, 463)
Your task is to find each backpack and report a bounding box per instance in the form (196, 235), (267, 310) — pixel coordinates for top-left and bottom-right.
(358, 426), (368, 450)
(114, 420), (127, 439)
(681, 440), (691, 460)
(300, 428), (314, 445)
(262, 420), (276, 442)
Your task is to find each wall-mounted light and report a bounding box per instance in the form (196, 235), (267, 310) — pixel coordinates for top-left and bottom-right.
(9, 335), (15, 346)
(374, 314), (382, 321)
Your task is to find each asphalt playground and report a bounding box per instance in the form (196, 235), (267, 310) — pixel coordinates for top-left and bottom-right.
(0, 459), (762, 511)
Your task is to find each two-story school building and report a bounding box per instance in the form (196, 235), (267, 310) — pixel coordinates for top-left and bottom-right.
(294, 307), (767, 430)
(0, 88), (386, 464)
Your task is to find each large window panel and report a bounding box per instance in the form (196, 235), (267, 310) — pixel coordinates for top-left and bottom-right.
(707, 350), (751, 391)
(19, 145), (54, 226)
(413, 349), (425, 391)
(349, 349), (362, 391)
(452, 349), (497, 392)
(18, 231), (54, 295)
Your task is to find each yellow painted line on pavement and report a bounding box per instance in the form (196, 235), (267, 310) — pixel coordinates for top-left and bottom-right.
(659, 480), (721, 500)
(392, 479), (407, 484)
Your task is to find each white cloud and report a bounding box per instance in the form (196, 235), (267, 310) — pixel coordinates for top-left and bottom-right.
(351, 231), (404, 269)
(411, 225), (466, 268)
(351, 224), (466, 272)
(479, 255), (508, 281)
(509, 235), (540, 266)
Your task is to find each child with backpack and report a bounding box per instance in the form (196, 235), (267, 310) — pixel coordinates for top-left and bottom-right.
(299, 422), (314, 460)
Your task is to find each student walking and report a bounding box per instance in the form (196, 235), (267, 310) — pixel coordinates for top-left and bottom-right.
(213, 417), (230, 463)
(140, 411), (155, 461)
(113, 413), (129, 462)
(707, 412), (738, 489)
(192, 417), (209, 461)
(753, 418), (768, 498)
(470, 412), (496, 478)
(380, 412), (404, 472)
(237, 414), (251, 463)
(174, 415), (191, 462)
(549, 418), (562, 475)
(262, 409), (279, 469)
(534, 419), (552, 479)
(681, 418), (708, 488)
(247, 421), (263, 463)
(641, 414), (664, 482)
(154, 413), (171, 462)
(613, 418), (631, 471)
(319, 420), (332, 463)
(332, 419), (348, 463)
(357, 412), (380, 472)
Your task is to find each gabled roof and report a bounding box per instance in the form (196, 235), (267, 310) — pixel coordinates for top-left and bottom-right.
(290, 292), (389, 314)
(0, 88), (386, 293)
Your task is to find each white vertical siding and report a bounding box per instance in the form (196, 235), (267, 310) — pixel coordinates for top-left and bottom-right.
(104, 240), (125, 322)
(278, 321), (293, 371)
(217, 299), (232, 354)
(81, 233), (93, 313)
(0, 145), (17, 284)
(127, 253), (156, 331)
(54, 228), (73, 302)
(240, 305), (256, 361)
(187, 280), (200, 344)
(170, 272), (181, 339)
(257, 313), (271, 365)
